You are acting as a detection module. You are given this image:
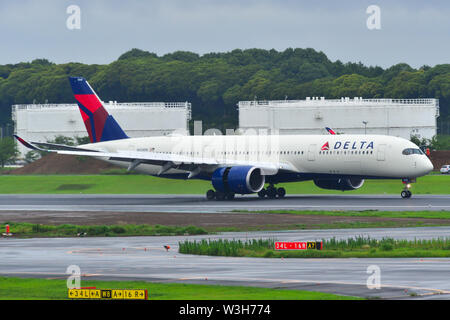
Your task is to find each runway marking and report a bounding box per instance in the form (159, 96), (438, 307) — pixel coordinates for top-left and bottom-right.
(2, 271), (449, 296)
(67, 247), (168, 256)
(162, 276), (450, 296)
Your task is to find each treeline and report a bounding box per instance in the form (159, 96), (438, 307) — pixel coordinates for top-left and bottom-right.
(0, 48), (449, 131)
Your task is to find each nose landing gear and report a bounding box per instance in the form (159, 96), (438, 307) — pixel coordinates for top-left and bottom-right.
(401, 189), (412, 199)
(400, 178), (415, 199)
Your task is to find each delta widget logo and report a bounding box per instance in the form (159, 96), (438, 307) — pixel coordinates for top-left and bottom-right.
(321, 141), (374, 151)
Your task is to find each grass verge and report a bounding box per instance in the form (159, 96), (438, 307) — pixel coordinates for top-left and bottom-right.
(178, 237), (450, 258)
(210, 220), (450, 232)
(0, 222), (208, 238)
(3, 218), (449, 238)
(235, 210), (450, 220)
(0, 174), (448, 194)
(0, 277), (360, 300)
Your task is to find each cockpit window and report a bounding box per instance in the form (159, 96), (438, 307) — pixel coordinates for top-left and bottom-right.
(402, 148), (423, 155)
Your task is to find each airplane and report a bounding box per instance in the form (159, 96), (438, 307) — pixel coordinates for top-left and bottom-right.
(14, 77), (434, 200)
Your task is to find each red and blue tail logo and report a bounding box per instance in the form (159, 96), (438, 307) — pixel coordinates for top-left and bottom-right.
(69, 77), (128, 143)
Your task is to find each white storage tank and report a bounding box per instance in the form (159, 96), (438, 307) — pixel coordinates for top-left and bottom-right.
(12, 101), (191, 157)
(238, 97), (439, 139)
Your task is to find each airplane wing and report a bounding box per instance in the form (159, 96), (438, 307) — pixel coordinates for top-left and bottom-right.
(14, 135), (100, 153)
(15, 135), (297, 177)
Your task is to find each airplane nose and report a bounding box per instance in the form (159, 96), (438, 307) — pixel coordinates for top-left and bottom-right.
(423, 158), (434, 175)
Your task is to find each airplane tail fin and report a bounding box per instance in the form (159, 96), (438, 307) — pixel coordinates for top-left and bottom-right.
(68, 77), (128, 143)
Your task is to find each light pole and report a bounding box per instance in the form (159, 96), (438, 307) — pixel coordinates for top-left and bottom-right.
(362, 121), (368, 135)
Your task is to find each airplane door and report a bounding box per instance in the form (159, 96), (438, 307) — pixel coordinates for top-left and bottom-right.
(308, 144), (316, 161)
(377, 144), (386, 161)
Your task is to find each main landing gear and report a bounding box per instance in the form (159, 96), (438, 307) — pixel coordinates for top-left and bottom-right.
(400, 178), (415, 199)
(205, 184), (286, 200)
(257, 184), (286, 199)
(206, 189), (235, 201)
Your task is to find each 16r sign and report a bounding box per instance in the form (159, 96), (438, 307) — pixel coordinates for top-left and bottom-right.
(275, 241), (323, 250)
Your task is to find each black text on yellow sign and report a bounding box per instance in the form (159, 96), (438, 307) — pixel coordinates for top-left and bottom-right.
(68, 289), (148, 300)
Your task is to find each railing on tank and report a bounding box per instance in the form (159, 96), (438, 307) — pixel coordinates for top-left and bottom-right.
(238, 98), (438, 107)
(12, 101), (191, 110)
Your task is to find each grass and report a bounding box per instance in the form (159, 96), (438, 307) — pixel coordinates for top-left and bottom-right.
(0, 277), (359, 300)
(4, 214), (450, 238)
(239, 209), (450, 220)
(0, 222), (208, 238)
(178, 237), (450, 258)
(278, 220), (448, 230)
(0, 174), (448, 194)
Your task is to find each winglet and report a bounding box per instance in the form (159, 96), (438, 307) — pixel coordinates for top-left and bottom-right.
(13, 135), (41, 151)
(325, 127), (336, 135)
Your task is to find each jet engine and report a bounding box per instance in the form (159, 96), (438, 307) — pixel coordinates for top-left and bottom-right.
(313, 178), (365, 191)
(212, 166), (265, 194)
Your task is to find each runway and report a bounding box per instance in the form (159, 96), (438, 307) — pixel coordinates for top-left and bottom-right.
(2, 194), (450, 212)
(2, 227), (450, 299)
(2, 193), (450, 299)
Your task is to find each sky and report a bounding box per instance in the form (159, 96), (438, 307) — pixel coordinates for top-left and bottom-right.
(0, 0), (448, 68)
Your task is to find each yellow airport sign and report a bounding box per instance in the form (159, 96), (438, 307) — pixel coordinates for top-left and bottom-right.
(68, 288), (148, 300)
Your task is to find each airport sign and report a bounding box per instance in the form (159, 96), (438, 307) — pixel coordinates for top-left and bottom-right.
(274, 241), (323, 250)
(68, 288), (148, 300)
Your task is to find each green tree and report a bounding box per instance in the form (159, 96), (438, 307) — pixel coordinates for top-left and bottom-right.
(430, 135), (450, 150)
(410, 135), (430, 148)
(384, 71), (427, 98)
(48, 135), (75, 146)
(118, 48), (157, 60)
(0, 48), (448, 130)
(0, 137), (19, 167)
(75, 136), (91, 145)
(297, 62), (330, 83)
(24, 150), (40, 163)
(330, 74), (368, 98)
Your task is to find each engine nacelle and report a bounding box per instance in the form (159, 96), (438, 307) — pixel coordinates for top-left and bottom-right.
(212, 166), (265, 194)
(313, 178), (365, 191)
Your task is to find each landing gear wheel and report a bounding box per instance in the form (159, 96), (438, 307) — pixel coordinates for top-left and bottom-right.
(401, 190), (412, 199)
(277, 187), (286, 198)
(266, 186), (277, 199)
(215, 191), (226, 201)
(257, 189), (266, 199)
(225, 193), (235, 200)
(206, 189), (215, 200)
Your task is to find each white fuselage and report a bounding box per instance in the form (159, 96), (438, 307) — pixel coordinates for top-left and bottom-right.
(81, 134), (433, 180)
